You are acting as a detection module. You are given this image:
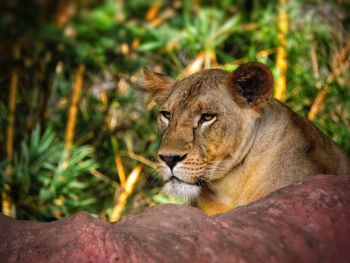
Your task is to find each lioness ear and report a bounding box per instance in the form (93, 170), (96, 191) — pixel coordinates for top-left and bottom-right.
(226, 62), (273, 111)
(142, 68), (175, 104)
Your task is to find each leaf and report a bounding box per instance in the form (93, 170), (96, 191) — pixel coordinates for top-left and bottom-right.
(137, 42), (163, 52)
(67, 181), (87, 189)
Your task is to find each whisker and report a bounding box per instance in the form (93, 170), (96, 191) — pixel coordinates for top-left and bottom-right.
(197, 176), (214, 188)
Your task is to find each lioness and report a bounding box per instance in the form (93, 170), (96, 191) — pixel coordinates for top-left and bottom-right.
(142, 62), (350, 215)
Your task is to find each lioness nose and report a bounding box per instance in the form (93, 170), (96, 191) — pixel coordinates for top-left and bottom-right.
(159, 154), (187, 170)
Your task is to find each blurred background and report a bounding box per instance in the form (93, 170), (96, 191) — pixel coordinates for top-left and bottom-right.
(0, 0), (349, 221)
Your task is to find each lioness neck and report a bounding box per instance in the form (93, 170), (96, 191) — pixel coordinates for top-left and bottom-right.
(196, 99), (350, 215)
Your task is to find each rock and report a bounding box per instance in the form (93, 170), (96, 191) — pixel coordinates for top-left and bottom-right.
(1, 175), (350, 263)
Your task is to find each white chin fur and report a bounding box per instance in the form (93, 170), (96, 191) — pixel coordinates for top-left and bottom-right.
(164, 180), (200, 202)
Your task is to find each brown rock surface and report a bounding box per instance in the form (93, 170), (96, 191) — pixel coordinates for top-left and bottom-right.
(1, 175), (350, 263)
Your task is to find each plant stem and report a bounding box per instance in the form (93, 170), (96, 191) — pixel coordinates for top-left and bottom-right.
(111, 136), (126, 187)
(110, 164), (143, 222)
(182, 0), (191, 27)
(115, 155), (126, 187)
(308, 38), (350, 120)
(127, 151), (157, 170)
(65, 64), (85, 150)
(2, 70), (19, 217)
(274, 0), (288, 101)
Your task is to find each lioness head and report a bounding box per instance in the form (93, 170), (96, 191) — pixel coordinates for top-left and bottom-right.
(142, 62), (273, 201)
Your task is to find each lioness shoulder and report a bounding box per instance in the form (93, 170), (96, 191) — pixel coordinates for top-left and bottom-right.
(142, 62), (350, 215)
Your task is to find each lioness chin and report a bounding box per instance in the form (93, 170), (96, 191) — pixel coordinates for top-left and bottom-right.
(142, 62), (350, 215)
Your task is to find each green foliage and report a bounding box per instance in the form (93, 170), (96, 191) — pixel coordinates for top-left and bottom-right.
(1, 127), (99, 220)
(0, 0), (349, 221)
(183, 8), (240, 54)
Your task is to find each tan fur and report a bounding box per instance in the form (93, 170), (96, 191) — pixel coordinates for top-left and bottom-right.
(142, 63), (350, 215)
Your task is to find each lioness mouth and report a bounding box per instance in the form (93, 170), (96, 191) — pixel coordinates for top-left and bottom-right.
(167, 176), (205, 187)
(168, 176), (188, 184)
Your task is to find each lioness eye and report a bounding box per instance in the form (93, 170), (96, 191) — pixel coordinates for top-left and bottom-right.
(199, 113), (216, 125)
(160, 111), (171, 120)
